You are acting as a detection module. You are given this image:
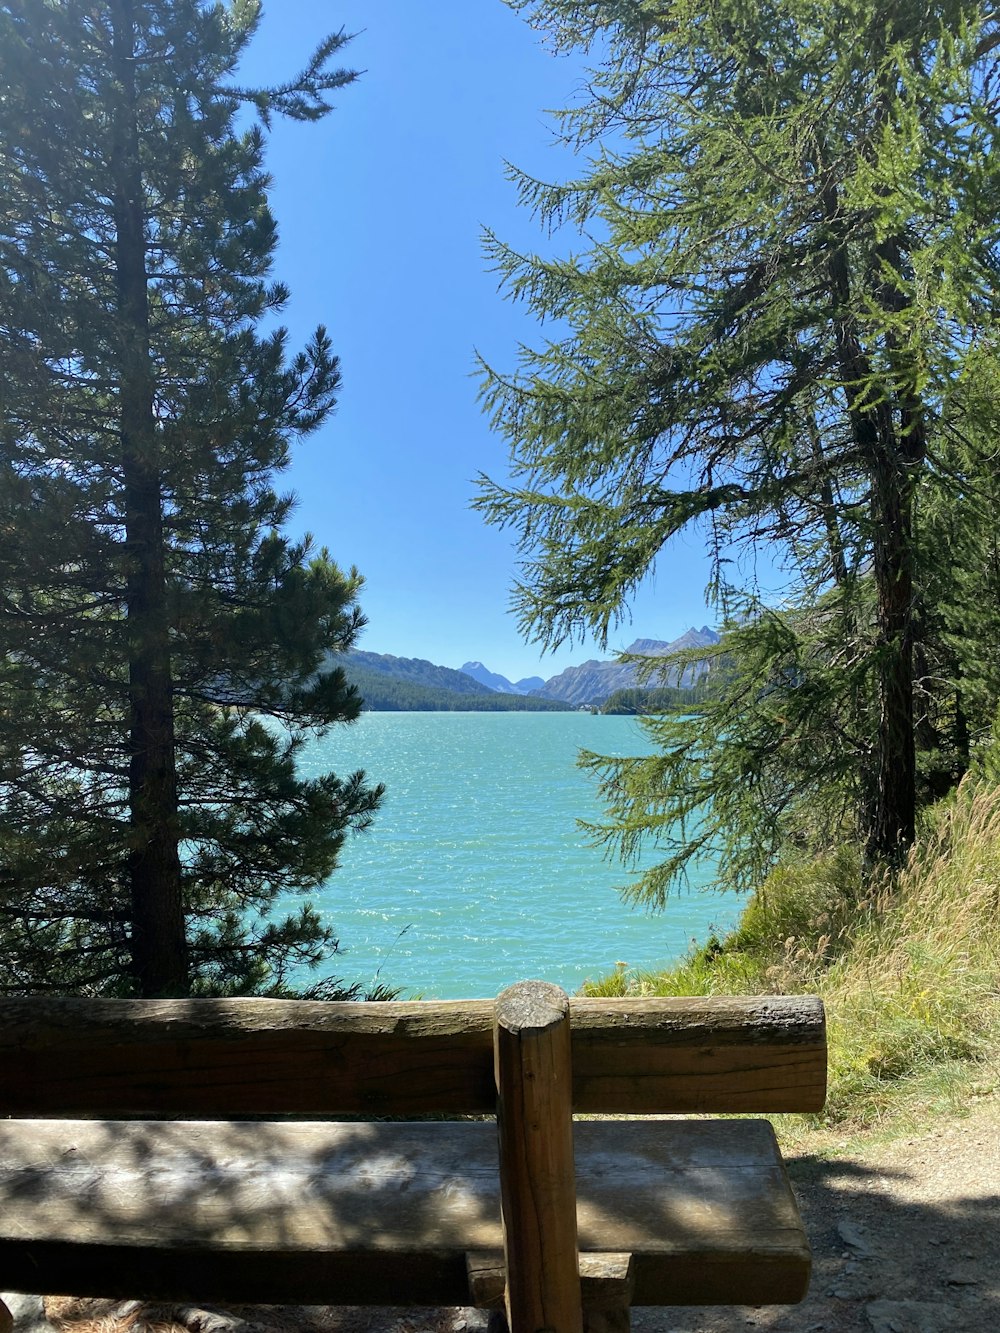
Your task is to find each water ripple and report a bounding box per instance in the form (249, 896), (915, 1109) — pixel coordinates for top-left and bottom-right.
(282, 712), (738, 999)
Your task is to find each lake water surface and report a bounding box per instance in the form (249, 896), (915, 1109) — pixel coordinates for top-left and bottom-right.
(290, 711), (739, 999)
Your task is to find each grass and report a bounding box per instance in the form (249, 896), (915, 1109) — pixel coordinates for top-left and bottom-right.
(583, 775), (1000, 1139)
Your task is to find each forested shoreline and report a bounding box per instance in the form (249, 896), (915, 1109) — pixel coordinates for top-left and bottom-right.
(348, 667), (573, 712)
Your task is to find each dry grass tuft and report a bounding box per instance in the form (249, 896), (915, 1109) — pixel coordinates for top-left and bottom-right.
(584, 775), (1000, 1133)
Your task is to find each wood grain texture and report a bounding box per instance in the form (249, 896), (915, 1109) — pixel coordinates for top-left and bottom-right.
(0, 994), (825, 1115)
(0, 1118), (810, 1307)
(571, 994), (827, 1113)
(467, 1253), (634, 1313)
(494, 981), (582, 1333)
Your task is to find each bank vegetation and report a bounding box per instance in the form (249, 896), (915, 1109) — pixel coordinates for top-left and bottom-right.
(586, 757), (1000, 1135)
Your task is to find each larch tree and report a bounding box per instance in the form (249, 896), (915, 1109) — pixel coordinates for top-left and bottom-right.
(915, 340), (1000, 781)
(478, 0), (1000, 896)
(0, 0), (382, 997)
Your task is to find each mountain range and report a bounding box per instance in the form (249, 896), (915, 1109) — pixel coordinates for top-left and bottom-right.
(341, 627), (720, 711)
(524, 626), (721, 706)
(459, 662), (546, 695)
(340, 651), (570, 712)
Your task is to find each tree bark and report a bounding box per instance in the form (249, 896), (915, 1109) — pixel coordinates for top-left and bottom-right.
(110, 0), (188, 996)
(822, 175), (919, 864)
(866, 231), (924, 859)
(867, 434), (918, 859)
(494, 981), (582, 1333)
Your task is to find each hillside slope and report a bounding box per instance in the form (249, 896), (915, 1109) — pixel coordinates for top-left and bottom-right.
(536, 627), (720, 705)
(342, 654), (571, 711)
(343, 651), (494, 696)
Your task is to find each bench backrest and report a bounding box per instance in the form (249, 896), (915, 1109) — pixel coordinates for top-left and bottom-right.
(0, 984), (826, 1332)
(0, 988), (826, 1117)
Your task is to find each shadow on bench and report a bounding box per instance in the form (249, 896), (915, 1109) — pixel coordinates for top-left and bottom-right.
(0, 981), (826, 1333)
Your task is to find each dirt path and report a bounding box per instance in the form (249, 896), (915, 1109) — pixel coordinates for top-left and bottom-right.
(644, 1097), (1000, 1333)
(28, 1099), (1000, 1333)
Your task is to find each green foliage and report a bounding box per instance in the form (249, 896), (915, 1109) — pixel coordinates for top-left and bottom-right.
(584, 777), (1000, 1131)
(0, 2), (380, 996)
(597, 675), (715, 715)
(481, 0), (1000, 889)
(915, 345), (1000, 781)
(580, 605), (874, 900)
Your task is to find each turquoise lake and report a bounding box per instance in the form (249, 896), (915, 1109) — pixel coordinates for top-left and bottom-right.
(290, 711), (740, 999)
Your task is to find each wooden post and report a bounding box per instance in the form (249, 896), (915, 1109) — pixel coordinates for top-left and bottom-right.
(575, 1253), (634, 1332)
(494, 980), (582, 1333)
(467, 1251), (633, 1332)
(0, 1296), (12, 1333)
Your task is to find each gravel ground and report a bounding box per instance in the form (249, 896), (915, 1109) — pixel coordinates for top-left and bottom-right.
(9, 1098), (997, 1333)
(638, 1096), (1000, 1333)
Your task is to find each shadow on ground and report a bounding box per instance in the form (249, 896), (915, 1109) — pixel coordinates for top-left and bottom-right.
(628, 1151), (1000, 1333)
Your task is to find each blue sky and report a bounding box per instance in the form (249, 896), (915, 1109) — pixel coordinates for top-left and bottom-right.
(238, 1), (719, 683)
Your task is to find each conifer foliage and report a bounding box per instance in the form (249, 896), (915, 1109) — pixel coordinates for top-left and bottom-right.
(0, 1), (381, 996)
(480, 0), (1000, 894)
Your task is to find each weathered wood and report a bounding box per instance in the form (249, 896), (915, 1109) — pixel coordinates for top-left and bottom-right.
(571, 995), (827, 1113)
(467, 1254), (507, 1311)
(576, 1254), (633, 1312)
(576, 1257), (633, 1333)
(468, 1252), (634, 1329)
(0, 1118), (809, 1307)
(0, 996), (496, 1116)
(495, 981), (582, 1333)
(0, 994), (825, 1116)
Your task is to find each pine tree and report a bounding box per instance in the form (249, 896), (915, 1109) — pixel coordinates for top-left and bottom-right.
(0, 0), (381, 996)
(479, 0), (1000, 889)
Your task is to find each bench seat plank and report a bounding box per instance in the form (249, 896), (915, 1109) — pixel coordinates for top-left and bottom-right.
(0, 1118), (808, 1308)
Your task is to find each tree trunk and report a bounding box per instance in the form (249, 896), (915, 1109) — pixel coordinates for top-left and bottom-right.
(824, 202), (919, 864)
(865, 232), (925, 861)
(867, 445), (917, 860)
(111, 0), (188, 996)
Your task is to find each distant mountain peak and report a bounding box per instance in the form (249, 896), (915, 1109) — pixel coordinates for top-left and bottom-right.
(623, 637), (672, 656)
(460, 662), (556, 697)
(459, 661), (510, 693)
(353, 629), (720, 710)
(532, 626), (721, 706)
(514, 675), (545, 693)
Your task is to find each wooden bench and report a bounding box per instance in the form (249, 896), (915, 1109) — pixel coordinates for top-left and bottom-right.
(0, 981), (825, 1333)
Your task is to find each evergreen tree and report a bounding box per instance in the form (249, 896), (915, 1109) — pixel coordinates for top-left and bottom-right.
(913, 342), (1000, 787)
(479, 0), (1000, 890)
(0, 0), (381, 996)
